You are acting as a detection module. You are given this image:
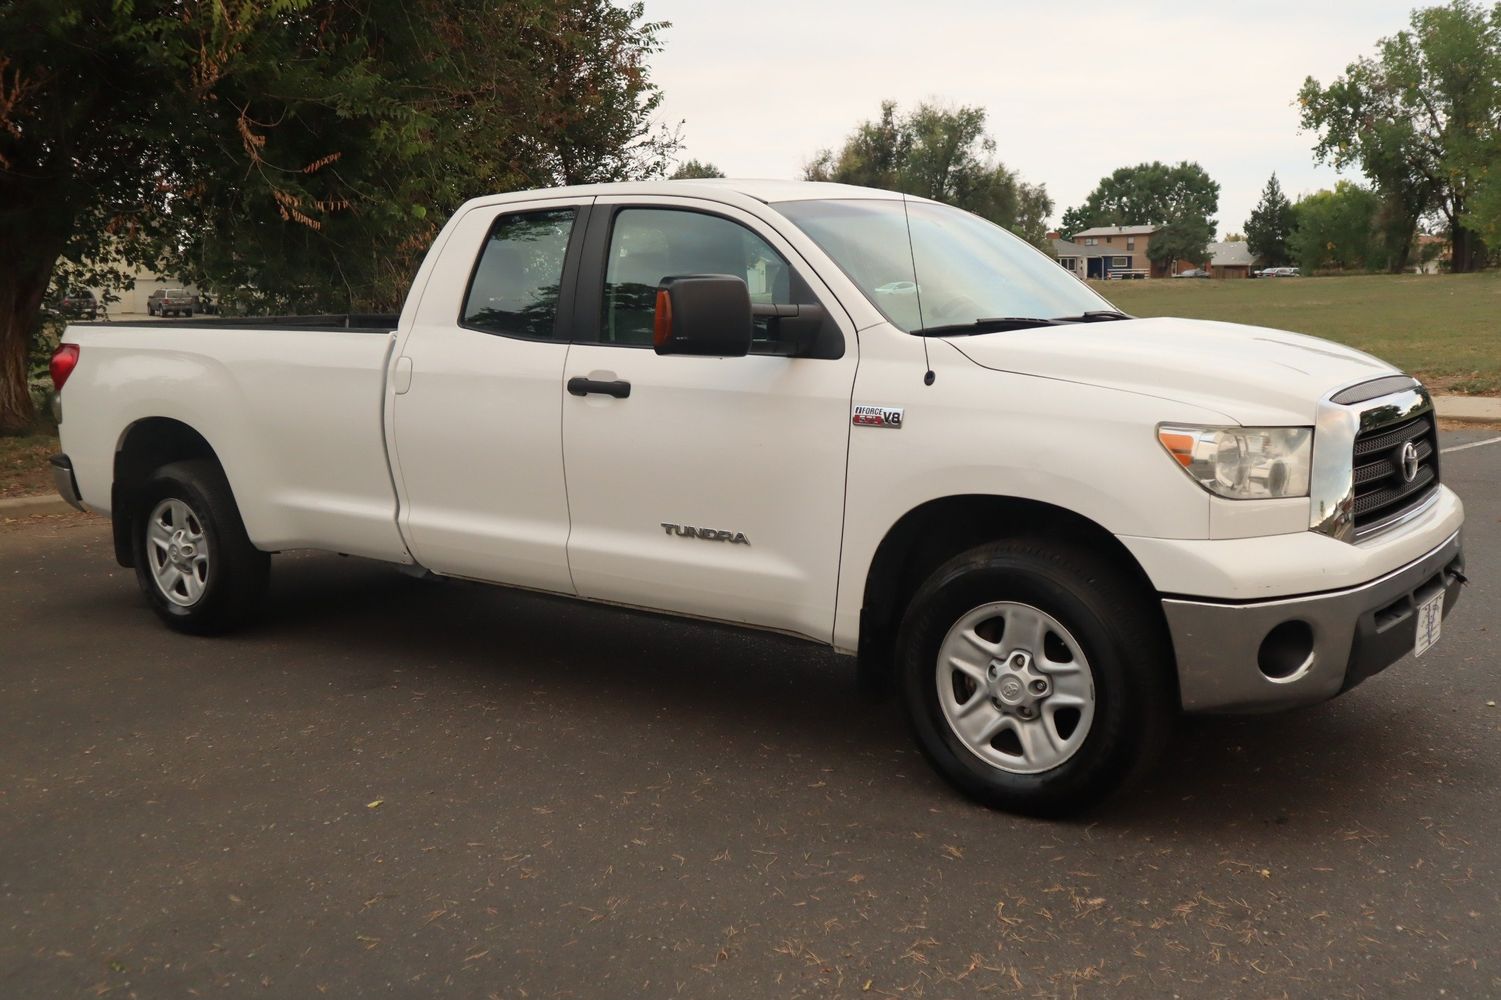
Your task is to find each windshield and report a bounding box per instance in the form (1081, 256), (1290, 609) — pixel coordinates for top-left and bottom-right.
(774, 198), (1117, 333)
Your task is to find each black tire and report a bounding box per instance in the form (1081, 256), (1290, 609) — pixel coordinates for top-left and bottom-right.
(896, 538), (1176, 817)
(132, 459), (270, 635)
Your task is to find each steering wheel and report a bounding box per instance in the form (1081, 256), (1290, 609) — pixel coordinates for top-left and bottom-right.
(926, 293), (984, 324)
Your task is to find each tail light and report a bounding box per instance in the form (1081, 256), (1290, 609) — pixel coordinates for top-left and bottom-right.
(50, 343), (80, 391)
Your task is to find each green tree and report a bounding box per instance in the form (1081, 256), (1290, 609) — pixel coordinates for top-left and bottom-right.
(0, 0), (678, 432)
(1298, 0), (1500, 273)
(1244, 173), (1296, 266)
(1149, 218), (1216, 271)
(670, 159), (726, 179)
(803, 101), (1054, 246)
(1288, 182), (1382, 272)
(1061, 161), (1220, 234)
(1062, 161), (1219, 269)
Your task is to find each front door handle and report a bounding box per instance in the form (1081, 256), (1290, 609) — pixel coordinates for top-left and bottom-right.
(567, 377), (631, 399)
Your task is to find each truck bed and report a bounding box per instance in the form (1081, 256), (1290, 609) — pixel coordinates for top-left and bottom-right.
(58, 319), (411, 564)
(82, 313), (400, 333)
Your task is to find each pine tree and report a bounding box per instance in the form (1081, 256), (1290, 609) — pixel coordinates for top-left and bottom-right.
(1245, 173), (1295, 267)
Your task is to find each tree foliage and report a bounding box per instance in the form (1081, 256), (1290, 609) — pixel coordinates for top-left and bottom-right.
(0, 0), (679, 432)
(1244, 173), (1296, 267)
(1148, 218), (1217, 269)
(1061, 161), (1219, 267)
(803, 101), (1054, 246)
(670, 159), (725, 179)
(1298, 0), (1500, 273)
(1288, 182), (1383, 272)
(1061, 162), (1219, 232)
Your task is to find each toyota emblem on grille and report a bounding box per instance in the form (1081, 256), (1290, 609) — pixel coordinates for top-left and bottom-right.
(1399, 440), (1420, 483)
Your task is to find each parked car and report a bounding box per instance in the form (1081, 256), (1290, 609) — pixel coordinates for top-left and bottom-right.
(146, 288), (195, 317)
(1261, 267), (1301, 278)
(47, 180), (1465, 817)
(58, 290), (98, 320)
(1175, 268), (1210, 278)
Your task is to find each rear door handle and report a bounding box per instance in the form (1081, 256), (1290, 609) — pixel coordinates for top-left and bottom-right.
(567, 377), (631, 399)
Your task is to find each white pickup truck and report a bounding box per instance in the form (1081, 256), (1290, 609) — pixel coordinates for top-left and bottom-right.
(50, 180), (1465, 815)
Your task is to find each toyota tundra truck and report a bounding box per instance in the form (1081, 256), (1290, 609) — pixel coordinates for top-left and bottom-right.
(47, 179), (1466, 815)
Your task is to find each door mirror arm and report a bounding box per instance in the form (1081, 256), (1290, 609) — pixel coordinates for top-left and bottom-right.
(751, 303), (828, 358)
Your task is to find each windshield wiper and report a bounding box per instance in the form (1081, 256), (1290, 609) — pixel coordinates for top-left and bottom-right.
(918, 317), (1063, 336)
(1054, 310), (1132, 322)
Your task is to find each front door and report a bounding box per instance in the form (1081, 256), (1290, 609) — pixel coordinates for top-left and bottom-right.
(561, 197), (858, 642)
(389, 197), (589, 592)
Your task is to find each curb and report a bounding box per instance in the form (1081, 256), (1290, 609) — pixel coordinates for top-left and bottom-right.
(1433, 395), (1501, 425)
(0, 495), (79, 517)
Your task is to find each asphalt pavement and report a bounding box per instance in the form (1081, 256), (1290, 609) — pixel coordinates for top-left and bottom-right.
(2, 431), (1498, 998)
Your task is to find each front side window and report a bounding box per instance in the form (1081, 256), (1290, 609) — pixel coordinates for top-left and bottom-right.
(461, 208), (576, 339)
(601, 208), (801, 349)
(776, 199), (1113, 333)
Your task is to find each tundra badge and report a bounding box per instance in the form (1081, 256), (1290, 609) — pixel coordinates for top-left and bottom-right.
(661, 523), (750, 545)
(852, 404), (904, 429)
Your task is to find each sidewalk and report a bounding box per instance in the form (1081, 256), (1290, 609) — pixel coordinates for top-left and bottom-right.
(1435, 395), (1501, 423)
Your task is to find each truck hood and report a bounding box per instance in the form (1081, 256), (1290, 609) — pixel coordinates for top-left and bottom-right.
(945, 316), (1399, 425)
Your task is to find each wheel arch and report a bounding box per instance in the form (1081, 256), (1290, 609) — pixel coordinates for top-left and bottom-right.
(111, 417), (227, 568)
(856, 494), (1171, 694)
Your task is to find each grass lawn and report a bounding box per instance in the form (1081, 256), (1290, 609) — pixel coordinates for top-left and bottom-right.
(0, 422), (59, 498)
(1093, 271), (1501, 395)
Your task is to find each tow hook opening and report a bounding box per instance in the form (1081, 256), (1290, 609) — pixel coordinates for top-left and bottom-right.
(1258, 619), (1315, 681)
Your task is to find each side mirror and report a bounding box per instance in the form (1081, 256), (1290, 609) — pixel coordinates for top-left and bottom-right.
(652, 275), (752, 357)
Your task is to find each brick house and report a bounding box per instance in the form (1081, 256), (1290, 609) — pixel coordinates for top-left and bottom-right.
(1067, 225), (1161, 278)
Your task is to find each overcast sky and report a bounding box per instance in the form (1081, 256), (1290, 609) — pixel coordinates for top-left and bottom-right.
(641, 0), (1439, 237)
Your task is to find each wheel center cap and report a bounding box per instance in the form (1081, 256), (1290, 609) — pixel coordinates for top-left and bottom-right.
(997, 676), (1025, 704)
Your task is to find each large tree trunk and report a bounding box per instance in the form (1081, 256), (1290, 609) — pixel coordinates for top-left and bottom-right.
(1450, 221), (1485, 273)
(0, 229), (66, 432)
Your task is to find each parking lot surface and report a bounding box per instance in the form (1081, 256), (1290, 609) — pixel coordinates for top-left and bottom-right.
(2, 431), (1498, 998)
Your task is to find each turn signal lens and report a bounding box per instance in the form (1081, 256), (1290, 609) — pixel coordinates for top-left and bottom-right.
(652, 289), (672, 348)
(1158, 431), (1196, 467)
(1157, 424), (1313, 500)
(50, 343), (80, 391)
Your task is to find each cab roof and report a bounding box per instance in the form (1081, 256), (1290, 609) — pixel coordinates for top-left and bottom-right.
(463, 178), (908, 212)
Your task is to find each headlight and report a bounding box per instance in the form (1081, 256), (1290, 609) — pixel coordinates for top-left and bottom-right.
(1157, 425), (1312, 499)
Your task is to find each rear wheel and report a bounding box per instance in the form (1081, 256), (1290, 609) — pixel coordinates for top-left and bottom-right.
(132, 460), (269, 634)
(897, 538), (1175, 816)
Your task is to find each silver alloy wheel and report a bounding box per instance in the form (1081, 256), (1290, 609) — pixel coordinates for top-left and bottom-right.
(146, 498), (210, 607)
(935, 602), (1096, 774)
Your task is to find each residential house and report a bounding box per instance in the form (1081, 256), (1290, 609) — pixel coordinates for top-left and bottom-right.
(1067, 224), (1160, 278)
(1203, 240), (1260, 278)
(1050, 235), (1087, 279)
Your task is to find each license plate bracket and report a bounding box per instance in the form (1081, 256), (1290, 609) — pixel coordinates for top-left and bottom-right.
(1414, 592), (1444, 658)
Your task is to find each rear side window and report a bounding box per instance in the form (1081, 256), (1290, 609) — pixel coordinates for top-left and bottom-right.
(461, 209), (576, 339)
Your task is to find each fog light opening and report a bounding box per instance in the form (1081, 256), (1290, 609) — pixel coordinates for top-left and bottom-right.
(1258, 620), (1315, 681)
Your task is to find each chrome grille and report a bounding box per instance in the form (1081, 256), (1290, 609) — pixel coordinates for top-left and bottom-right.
(1350, 410), (1440, 536)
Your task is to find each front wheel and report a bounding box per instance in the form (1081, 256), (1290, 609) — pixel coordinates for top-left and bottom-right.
(132, 460), (269, 634)
(897, 538), (1176, 816)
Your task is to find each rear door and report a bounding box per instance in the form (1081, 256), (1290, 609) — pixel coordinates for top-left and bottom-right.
(560, 197), (858, 642)
(389, 197), (590, 592)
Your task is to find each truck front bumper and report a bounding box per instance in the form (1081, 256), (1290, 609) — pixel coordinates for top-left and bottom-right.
(1163, 531), (1464, 713)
